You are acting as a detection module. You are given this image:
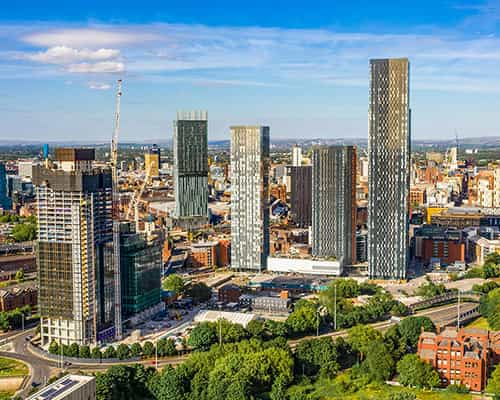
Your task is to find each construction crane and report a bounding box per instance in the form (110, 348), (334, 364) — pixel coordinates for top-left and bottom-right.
(111, 79), (123, 340)
(125, 160), (154, 231)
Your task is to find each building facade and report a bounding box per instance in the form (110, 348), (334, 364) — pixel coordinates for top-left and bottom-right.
(312, 146), (356, 265)
(368, 58), (410, 280)
(144, 144), (161, 178)
(418, 327), (500, 391)
(173, 111), (208, 225)
(230, 126), (270, 271)
(292, 144), (302, 167)
(120, 223), (162, 319)
(34, 148), (117, 345)
(0, 162), (11, 210)
(287, 165), (312, 228)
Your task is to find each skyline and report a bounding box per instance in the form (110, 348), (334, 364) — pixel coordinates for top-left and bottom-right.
(1, 0), (500, 141)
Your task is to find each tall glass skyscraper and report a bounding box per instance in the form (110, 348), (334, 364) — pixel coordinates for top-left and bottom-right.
(173, 111), (208, 226)
(0, 162), (12, 210)
(368, 58), (410, 280)
(230, 126), (270, 271)
(312, 146), (356, 265)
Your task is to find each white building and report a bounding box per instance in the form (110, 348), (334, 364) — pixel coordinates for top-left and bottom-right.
(267, 257), (343, 276)
(292, 144), (302, 167)
(230, 126), (270, 271)
(27, 374), (96, 400)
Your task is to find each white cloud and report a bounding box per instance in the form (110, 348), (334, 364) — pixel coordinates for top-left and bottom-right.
(88, 82), (111, 90)
(67, 61), (125, 73)
(23, 28), (159, 47)
(22, 46), (120, 64)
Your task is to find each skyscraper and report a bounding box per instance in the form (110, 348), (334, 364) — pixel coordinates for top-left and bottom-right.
(144, 144), (160, 178)
(230, 126), (270, 271)
(0, 162), (11, 210)
(368, 58), (410, 280)
(173, 111), (208, 226)
(312, 146), (356, 265)
(292, 144), (302, 167)
(34, 148), (117, 345)
(287, 165), (312, 228)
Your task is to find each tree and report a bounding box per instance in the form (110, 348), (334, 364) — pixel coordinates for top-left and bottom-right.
(162, 274), (185, 294)
(143, 341), (155, 357)
(362, 341), (395, 382)
(79, 345), (91, 359)
(386, 391), (416, 400)
(11, 223), (37, 242)
(396, 354), (440, 389)
(415, 279), (447, 299)
(347, 324), (382, 361)
(15, 269), (24, 282)
(188, 322), (217, 351)
(103, 346), (116, 359)
(397, 316), (435, 351)
(130, 343), (143, 358)
(91, 347), (102, 359)
(187, 282), (212, 303)
(116, 343), (131, 360)
(246, 319), (265, 338)
(147, 365), (186, 400)
(48, 340), (59, 355)
(286, 301), (318, 335)
(96, 365), (154, 400)
(66, 343), (79, 358)
(486, 363), (500, 399)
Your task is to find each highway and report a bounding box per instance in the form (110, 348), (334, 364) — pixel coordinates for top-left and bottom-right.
(0, 301), (479, 397)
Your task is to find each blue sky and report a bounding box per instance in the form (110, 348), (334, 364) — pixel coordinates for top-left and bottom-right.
(1, 0), (500, 141)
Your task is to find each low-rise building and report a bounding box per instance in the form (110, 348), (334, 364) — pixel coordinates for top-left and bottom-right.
(0, 285), (37, 312)
(267, 256), (342, 276)
(218, 283), (241, 303)
(27, 374), (96, 400)
(417, 327), (500, 391)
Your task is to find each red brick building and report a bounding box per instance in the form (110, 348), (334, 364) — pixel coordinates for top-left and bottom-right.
(218, 283), (241, 303)
(0, 286), (37, 312)
(0, 254), (36, 281)
(418, 327), (500, 391)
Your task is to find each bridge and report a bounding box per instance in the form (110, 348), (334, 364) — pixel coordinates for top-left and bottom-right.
(409, 291), (482, 312)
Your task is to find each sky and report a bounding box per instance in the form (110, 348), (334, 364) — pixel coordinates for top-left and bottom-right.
(1, 0), (500, 142)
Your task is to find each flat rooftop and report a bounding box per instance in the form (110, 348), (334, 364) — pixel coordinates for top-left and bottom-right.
(27, 374), (95, 400)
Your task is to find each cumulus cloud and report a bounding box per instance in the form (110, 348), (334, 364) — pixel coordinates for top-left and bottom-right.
(22, 46), (120, 64)
(67, 61), (125, 73)
(88, 81), (111, 90)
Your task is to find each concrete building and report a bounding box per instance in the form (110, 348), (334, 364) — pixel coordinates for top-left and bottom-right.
(312, 146), (356, 265)
(18, 160), (34, 179)
(230, 126), (270, 271)
(173, 111), (208, 226)
(418, 327), (500, 391)
(292, 144), (302, 167)
(368, 58), (410, 280)
(287, 165), (312, 228)
(267, 256), (343, 276)
(33, 148), (117, 345)
(144, 144), (160, 178)
(119, 223), (162, 320)
(27, 374), (96, 400)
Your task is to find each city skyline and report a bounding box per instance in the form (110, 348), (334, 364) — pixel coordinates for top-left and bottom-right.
(0, 0), (500, 141)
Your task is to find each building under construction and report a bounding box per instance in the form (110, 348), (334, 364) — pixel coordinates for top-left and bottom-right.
(34, 148), (118, 345)
(119, 222), (163, 320)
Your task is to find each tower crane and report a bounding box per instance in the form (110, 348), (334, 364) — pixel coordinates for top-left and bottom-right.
(126, 160), (154, 231)
(111, 79), (123, 340)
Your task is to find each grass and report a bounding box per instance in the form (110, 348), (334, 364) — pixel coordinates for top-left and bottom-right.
(287, 377), (473, 400)
(0, 357), (29, 377)
(0, 391), (14, 400)
(466, 316), (491, 330)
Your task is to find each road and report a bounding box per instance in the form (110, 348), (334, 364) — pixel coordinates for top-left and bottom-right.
(2, 301), (479, 397)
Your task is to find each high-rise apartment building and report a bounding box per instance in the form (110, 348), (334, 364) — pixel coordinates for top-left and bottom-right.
(33, 148), (117, 345)
(0, 162), (11, 210)
(173, 111), (208, 226)
(230, 126), (270, 271)
(144, 144), (160, 178)
(312, 146), (356, 265)
(368, 58), (410, 280)
(292, 144), (302, 167)
(287, 165), (312, 228)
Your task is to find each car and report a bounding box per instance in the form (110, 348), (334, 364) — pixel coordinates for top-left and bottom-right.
(31, 381), (40, 388)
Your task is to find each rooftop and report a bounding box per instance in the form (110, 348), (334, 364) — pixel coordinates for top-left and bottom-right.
(27, 374), (94, 400)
